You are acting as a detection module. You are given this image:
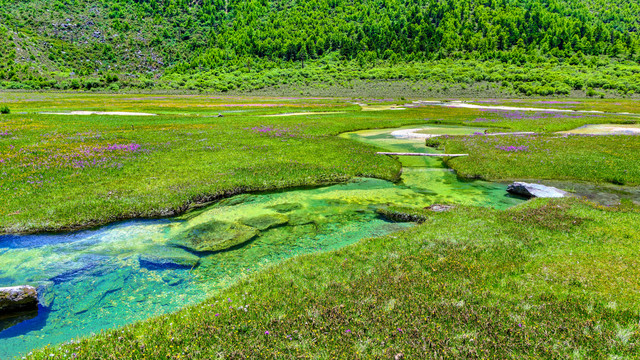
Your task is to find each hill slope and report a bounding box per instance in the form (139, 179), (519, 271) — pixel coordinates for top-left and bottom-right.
(0, 0), (639, 95)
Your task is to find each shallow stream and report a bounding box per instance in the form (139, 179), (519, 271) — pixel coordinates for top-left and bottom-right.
(0, 125), (524, 358)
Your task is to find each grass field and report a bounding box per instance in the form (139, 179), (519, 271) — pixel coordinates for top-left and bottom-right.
(431, 134), (640, 186)
(28, 199), (640, 359)
(1, 94), (639, 233)
(2, 93), (640, 359)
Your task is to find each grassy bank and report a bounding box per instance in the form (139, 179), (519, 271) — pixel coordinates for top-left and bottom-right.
(28, 199), (640, 359)
(432, 134), (640, 186)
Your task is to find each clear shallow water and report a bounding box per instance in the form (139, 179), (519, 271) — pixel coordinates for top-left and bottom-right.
(0, 124), (523, 358)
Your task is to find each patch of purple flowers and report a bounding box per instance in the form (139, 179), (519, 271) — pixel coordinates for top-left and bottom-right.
(495, 145), (529, 152)
(103, 143), (141, 152)
(247, 125), (297, 138)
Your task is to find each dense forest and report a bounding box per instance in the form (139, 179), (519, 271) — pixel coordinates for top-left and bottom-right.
(0, 0), (639, 95)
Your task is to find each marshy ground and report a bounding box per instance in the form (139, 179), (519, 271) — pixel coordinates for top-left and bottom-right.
(0, 93), (639, 359)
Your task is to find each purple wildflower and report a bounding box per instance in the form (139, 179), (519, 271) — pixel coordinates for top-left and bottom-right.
(495, 145), (529, 152)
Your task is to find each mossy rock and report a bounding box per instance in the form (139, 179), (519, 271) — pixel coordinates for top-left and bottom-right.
(267, 202), (303, 213)
(288, 213), (317, 226)
(240, 214), (289, 230)
(170, 221), (259, 253)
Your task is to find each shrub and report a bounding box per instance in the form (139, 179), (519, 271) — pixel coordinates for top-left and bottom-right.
(0, 105), (9, 114)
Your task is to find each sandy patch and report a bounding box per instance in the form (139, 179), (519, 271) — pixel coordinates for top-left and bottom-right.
(355, 103), (407, 111)
(260, 111), (345, 117)
(411, 100), (610, 115)
(390, 128), (441, 139)
(441, 101), (604, 114)
(560, 124), (640, 135)
(40, 111), (157, 116)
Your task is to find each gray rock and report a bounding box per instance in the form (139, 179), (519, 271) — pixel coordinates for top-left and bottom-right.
(170, 221), (259, 253)
(0, 286), (38, 313)
(426, 204), (455, 212)
(507, 182), (568, 198)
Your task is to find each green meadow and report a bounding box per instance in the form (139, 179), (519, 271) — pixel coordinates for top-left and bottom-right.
(1, 93), (640, 359)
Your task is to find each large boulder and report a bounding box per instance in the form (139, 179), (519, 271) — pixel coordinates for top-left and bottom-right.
(507, 182), (568, 198)
(170, 220), (259, 253)
(0, 286), (38, 313)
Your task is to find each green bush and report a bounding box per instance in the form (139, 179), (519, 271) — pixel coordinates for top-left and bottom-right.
(0, 105), (9, 114)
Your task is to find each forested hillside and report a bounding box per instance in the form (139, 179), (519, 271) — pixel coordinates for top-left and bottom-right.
(1, 0), (639, 95)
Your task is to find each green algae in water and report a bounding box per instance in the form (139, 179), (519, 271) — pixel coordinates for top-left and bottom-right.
(339, 124), (522, 209)
(0, 180), (415, 358)
(0, 124), (524, 358)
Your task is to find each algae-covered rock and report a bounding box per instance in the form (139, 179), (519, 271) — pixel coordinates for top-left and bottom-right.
(139, 247), (200, 270)
(288, 213), (319, 226)
(0, 286), (38, 313)
(240, 214), (289, 230)
(267, 202), (303, 213)
(170, 221), (259, 253)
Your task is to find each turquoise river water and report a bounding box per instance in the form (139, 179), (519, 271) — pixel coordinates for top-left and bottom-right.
(0, 125), (524, 358)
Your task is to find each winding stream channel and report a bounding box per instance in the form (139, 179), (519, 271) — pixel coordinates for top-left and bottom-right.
(0, 124), (530, 357)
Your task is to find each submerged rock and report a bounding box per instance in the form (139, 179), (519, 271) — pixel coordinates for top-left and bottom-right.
(240, 214), (289, 230)
(162, 273), (184, 286)
(288, 214), (317, 226)
(69, 270), (128, 315)
(36, 281), (55, 308)
(139, 248), (200, 270)
(267, 202), (303, 213)
(170, 221), (259, 253)
(0, 286), (38, 313)
(376, 208), (426, 223)
(507, 182), (568, 198)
